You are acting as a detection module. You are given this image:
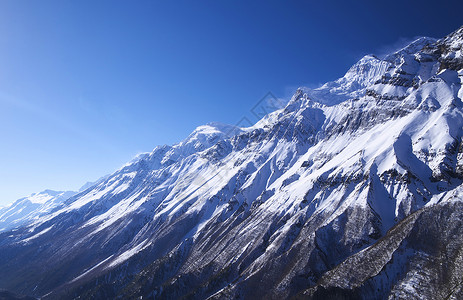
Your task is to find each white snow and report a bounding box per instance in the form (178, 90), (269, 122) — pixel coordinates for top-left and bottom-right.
(21, 225), (54, 243)
(5, 29), (463, 278)
(107, 240), (150, 268)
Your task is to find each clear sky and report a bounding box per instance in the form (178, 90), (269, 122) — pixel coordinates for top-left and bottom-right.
(0, 0), (462, 206)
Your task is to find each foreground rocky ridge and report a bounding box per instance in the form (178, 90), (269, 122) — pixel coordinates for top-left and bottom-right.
(1, 27), (463, 299)
(302, 200), (463, 300)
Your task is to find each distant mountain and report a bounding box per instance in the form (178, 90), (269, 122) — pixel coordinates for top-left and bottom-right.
(0, 26), (463, 299)
(0, 176), (109, 233)
(0, 190), (76, 232)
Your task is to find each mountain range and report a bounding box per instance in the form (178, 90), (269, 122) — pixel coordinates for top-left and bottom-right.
(1, 26), (463, 299)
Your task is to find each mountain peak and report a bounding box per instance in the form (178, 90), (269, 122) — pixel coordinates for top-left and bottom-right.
(384, 36), (437, 61)
(191, 122), (242, 137)
(300, 53), (391, 106)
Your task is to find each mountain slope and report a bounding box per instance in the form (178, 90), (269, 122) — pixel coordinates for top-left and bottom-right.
(0, 26), (463, 299)
(301, 200), (463, 300)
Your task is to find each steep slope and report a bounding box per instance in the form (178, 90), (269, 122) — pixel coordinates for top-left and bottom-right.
(302, 200), (463, 300)
(0, 26), (463, 300)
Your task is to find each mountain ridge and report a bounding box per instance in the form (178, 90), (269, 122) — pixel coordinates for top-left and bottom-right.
(1, 26), (463, 299)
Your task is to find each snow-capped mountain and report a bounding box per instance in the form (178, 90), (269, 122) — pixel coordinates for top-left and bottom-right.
(0, 190), (76, 232)
(0, 177), (109, 233)
(1, 26), (463, 299)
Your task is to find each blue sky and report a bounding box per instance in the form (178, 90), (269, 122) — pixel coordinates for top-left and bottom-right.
(0, 0), (462, 205)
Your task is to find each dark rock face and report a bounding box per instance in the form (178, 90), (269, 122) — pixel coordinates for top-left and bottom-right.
(301, 201), (463, 300)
